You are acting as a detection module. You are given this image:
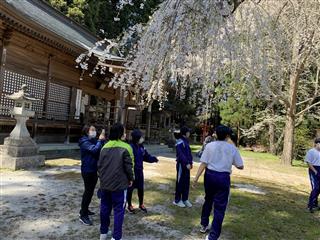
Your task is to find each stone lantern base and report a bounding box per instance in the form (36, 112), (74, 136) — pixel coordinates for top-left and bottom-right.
(0, 137), (45, 170)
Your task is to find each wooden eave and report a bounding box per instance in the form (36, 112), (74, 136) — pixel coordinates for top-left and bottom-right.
(0, 4), (86, 57)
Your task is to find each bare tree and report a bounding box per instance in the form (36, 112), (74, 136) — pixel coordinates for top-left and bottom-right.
(78, 0), (320, 165)
(228, 0), (320, 165)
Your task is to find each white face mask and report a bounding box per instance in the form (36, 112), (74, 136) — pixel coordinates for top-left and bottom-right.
(88, 131), (97, 139)
(138, 137), (145, 144)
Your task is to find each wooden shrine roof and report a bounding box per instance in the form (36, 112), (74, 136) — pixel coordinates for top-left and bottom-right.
(0, 0), (124, 62)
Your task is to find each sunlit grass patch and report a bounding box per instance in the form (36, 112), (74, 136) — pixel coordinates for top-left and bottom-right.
(239, 150), (279, 161)
(45, 158), (80, 167)
(190, 144), (202, 153)
(2, 149), (319, 239)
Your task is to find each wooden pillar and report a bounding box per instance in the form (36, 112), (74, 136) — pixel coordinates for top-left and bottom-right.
(115, 100), (120, 123)
(119, 89), (126, 124)
(64, 87), (74, 144)
(146, 101), (153, 143)
(69, 87), (77, 119)
(106, 101), (111, 134)
(0, 28), (12, 98)
(109, 99), (115, 130)
(43, 54), (52, 118)
(0, 40), (5, 95)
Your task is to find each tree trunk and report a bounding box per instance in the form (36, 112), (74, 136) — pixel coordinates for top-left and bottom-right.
(281, 113), (295, 165)
(268, 105), (276, 154)
(281, 71), (300, 165)
(268, 121), (276, 154)
(237, 121), (240, 146)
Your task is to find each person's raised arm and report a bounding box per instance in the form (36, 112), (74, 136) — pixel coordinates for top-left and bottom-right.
(81, 140), (104, 155)
(143, 148), (158, 163)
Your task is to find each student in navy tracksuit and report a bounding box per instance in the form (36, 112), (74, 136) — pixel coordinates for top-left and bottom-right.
(127, 129), (159, 213)
(305, 138), (320, 213)
(193, 125), (244, 240)
(98, 123), (134, 240)
(173, 126), (193, 208)
(79, 125), (105, 226)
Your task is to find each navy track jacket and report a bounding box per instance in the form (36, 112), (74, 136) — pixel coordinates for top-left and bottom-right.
(79, 136), (104, 173)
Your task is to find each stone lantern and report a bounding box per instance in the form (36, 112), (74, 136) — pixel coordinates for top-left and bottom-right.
(0, 84), (45, 170)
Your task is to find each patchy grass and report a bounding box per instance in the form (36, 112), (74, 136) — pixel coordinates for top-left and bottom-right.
(225, 177), (319, 239)
(240, 149), (308, 168)
(125, 153), (319, 239)
(45, 158), (80, 168)
(1, 149), (319, 239)
(190, 144), (202, 153)
(192, 144), (308, 169)
(239, 149), (280, 161)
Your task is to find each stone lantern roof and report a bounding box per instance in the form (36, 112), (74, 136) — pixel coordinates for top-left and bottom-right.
(6, 84), (39, 102)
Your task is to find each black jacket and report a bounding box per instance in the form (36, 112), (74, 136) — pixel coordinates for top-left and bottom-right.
(98, 140), (134, 191)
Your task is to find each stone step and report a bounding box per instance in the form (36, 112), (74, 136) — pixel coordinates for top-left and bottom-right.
(144, 144), (173, 156)
(10, 143), (173, 160)
(39, 143), (80, 160)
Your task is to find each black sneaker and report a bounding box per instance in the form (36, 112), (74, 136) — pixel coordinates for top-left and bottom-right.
(309, 207), (315, 213)
(88, 210), (95, 216)
(79, 210), (95, 216)
(79, 215), (93, 226)
(127, 205), (136, 214)
(139, 204), (147, 213)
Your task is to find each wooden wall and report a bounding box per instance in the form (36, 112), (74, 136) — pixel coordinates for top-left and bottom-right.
(0, 28), (118, 100)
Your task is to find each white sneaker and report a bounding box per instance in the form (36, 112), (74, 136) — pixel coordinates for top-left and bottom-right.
(205, 235), (209, 240)
(111, 238), (122, 240)
(100, 234), (107, 240)
(183, 200), (192, 208)
(173, 200), (186, 208)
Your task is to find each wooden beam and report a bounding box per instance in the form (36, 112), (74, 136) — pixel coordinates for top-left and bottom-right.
(80, 85), (116, 101)
(97, 62), (129, 71)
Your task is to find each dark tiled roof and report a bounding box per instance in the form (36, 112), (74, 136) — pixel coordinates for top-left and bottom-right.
(3, 0), (98, 50)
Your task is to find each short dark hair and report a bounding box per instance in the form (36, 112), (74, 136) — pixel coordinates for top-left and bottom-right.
(131, 129), (142, 144)
(180, 126), (190, 136)
(109, 123), (124, 140)
(82, 124), (93, 136)
(173, 130), (181, 140)
(215, 125), (231, 141)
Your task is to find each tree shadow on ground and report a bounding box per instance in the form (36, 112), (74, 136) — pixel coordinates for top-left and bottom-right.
(139, 176), (320, 240)
(1, 164), (320, 240)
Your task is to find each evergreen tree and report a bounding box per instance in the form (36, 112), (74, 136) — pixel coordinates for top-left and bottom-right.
(47, 0), (162, 39)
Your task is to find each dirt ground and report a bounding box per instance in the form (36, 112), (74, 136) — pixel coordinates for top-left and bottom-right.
(0, 152), (313, 240)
